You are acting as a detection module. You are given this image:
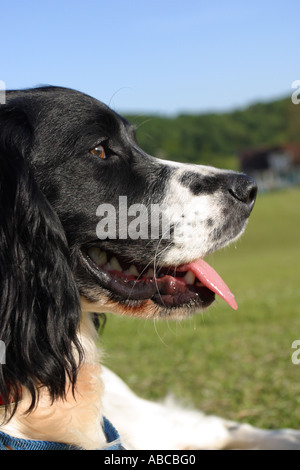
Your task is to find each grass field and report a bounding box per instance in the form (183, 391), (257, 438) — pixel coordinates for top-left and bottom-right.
(100, 187), (300, 430)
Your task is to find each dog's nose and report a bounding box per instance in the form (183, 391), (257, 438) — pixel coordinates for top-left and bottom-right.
(228, 174), (257, 209)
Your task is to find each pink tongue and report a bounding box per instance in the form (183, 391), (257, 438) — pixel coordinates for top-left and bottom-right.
(178, 259), (238, 310)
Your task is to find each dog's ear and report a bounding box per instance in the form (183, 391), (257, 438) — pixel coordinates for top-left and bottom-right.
(0, 100), (83, 420)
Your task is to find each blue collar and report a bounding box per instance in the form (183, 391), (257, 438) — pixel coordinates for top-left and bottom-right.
(0, 416), (124, 450)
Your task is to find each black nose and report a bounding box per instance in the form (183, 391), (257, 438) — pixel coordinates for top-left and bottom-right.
(228, 174), (257, 209)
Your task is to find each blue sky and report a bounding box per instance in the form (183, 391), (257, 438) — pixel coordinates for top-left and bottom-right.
(1, 0), (299, 114)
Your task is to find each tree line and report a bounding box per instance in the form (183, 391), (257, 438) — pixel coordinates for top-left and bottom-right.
(125, 96), (299, 170)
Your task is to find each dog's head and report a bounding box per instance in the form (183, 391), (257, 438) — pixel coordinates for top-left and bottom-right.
(0, 87), (256, 412)
(2, 86), (258, 319)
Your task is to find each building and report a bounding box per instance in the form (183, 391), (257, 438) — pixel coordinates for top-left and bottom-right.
(238, 143), (300, 192)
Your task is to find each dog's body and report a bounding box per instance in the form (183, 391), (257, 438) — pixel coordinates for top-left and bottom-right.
(0, 87), (299, 450)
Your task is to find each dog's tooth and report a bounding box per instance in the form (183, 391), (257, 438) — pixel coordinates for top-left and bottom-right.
(88, 247), (101, 260)
(184, 270), (195, 285)
(89, 247), (107, 266)
(127, 265), (139, 276)
(145, 268), (154, 278)
(98, 251), (107, 266)
(110, 257), (122, 271)
(95, 250), (107, 266)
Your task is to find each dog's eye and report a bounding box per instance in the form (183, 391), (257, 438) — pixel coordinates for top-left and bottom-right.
(90, 145), (106, 160)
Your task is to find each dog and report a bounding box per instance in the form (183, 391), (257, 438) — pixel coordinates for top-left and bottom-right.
(0, 86), (299, 450)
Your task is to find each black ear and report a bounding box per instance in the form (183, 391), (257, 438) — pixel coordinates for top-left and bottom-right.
(0, 102), (83, 421)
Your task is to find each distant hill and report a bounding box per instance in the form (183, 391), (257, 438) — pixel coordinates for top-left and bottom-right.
(125, 97), (300, 170)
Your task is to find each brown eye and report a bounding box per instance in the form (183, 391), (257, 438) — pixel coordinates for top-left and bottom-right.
(90, 145), (106, 159)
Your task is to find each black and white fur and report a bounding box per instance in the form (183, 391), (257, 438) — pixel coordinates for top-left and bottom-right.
(0, 87), (299, 449)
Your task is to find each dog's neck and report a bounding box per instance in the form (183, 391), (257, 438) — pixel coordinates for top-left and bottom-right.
(0, 314), (107, 450)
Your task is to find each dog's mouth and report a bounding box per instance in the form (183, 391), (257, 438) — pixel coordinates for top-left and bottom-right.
(82, 246), (237, 311)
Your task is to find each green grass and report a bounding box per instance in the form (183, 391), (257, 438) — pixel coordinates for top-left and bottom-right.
(100, 188), (300, 430)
